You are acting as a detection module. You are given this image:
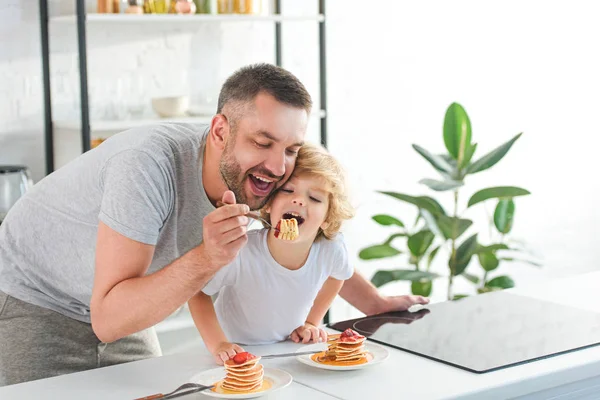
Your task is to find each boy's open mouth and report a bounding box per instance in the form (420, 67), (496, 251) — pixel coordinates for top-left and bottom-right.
(282, 212), (305, 225)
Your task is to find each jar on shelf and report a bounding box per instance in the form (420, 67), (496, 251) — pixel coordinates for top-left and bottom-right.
(217, 0), (233, 13)
(97, 0), (121, 13)
(234, 0), (260, 14)
(194, 0), (216, 13)
(126, 0), (144, 14)
(143, 0), (168, 13)
(174, 0), (196, 14)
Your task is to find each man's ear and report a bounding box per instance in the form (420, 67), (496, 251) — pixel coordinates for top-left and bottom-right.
(210, 114), (229, 151)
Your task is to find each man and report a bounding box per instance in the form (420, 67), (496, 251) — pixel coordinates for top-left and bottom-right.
(0, 64), (427, 386)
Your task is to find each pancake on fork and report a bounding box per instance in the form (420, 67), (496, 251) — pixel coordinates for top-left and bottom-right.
(274, 218), (299, 241)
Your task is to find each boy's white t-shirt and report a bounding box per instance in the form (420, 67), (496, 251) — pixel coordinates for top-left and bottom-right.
(201, 229), (353, 345)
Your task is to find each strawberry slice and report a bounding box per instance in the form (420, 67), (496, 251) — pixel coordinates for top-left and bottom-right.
(341, 328), (358, 338)
(339, 328), (365, 343)
(274, 220), (281, 238)
(232, 352), (256, 364)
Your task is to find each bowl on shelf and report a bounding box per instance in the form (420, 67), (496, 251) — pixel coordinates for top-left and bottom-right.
(151, 95), (190, 118)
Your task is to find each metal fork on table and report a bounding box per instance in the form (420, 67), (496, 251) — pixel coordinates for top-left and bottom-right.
(134, 382), (215, 400)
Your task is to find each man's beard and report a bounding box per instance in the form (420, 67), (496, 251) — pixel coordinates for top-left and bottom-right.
(219, 141), (276, 210)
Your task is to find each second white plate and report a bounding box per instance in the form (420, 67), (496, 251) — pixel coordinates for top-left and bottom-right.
(295, 341), (390, 371)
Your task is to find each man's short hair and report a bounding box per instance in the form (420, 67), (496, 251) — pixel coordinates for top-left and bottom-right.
(217, 63), (313, 120)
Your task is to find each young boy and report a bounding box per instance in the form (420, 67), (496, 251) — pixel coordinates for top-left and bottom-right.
(189, 143), (355, 364)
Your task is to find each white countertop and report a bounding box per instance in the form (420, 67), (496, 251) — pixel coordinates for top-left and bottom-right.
(0, 347), (337, 400)
(1, 271), (600, 399)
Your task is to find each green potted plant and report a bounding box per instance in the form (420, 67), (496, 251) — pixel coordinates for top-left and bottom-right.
(359, 103), (541, 300)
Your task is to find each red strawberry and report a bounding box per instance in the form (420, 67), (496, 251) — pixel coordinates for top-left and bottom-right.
(274, 221), (281, 238)
(341, 328), (358, 338)
(232, 352), (255, 364)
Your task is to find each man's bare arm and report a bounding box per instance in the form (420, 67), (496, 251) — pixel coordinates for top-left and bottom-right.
(90, 222), (217, 342)
(339, 271), (429, 315)
(90, 192), (249, 343)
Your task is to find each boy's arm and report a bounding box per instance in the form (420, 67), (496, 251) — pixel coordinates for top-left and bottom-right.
(188, 292), (243, 364)
(291, 277), (344, 344)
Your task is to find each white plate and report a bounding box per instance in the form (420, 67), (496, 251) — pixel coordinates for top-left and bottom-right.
(295, 341), (390, 371)
(191, 366), (293, 398)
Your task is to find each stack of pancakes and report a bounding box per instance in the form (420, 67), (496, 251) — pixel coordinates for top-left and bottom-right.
(222, 354), (264, 392)
(275, 218), (299, 240)
(322, 328), (367, 363)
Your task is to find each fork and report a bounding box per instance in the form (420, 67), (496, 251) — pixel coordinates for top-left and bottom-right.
(216, 201), (277, 231)
(134, 382), (215, 400)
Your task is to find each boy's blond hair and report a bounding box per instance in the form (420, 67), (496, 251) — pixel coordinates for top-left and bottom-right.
(261, 142), (355, 240)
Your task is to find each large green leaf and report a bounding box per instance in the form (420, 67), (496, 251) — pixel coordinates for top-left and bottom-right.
(416, 196), (447, 216)
(379, 192), (446, 216)
(359, 244), (401, 260)
(371, 270), (440, 288)
(412, 144), (453, 173)
(476, 243), (510, 253)
(451, 234), (479, 275)
(467, 133), (523, 174)
(419, 178), (464, 192)
(427, 245), (441, 269)
(462, 272), (480, 284)
(494, 199), (515, 234)
(467, 186), (531, 208)
(440, 153), (462, 180)
(443, 103), (472, 165)
(462, 143), (478, 168)
(412, 212), (422, 228)
(384, 233), (408, 245)
(486, 275), (515, 289)
(411, 280), (433, 296)
(372, 214), (405, 227)
(440, 154), (458, 171)
(478, 251), (500, 272)
(407, 230), (435, 257)
(437, 215), (473, 240)
(420, 209), (444, 239)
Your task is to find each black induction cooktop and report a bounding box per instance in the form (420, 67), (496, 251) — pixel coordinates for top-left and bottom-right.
(328, 291), (600, 373)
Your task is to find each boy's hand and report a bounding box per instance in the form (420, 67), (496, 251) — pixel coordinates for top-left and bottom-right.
(213, 341), (244, 365)
(290, 322), (327, 344)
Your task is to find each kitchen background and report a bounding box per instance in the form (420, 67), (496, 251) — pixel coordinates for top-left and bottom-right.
(2, 0), (600, 353)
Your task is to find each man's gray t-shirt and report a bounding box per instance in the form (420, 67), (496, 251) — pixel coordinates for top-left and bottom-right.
(0, 123), (214, 323)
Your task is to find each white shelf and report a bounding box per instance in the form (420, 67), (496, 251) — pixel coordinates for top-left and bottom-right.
(54, 110), (326, 133)
(54, 116), (213, 132)
(51, 13), (325, 24)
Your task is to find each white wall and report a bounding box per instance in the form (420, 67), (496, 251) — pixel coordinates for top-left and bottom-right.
(327, 0), (600, 320)
(2, 0), (600, 327)
(0, 0), (46, 180)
